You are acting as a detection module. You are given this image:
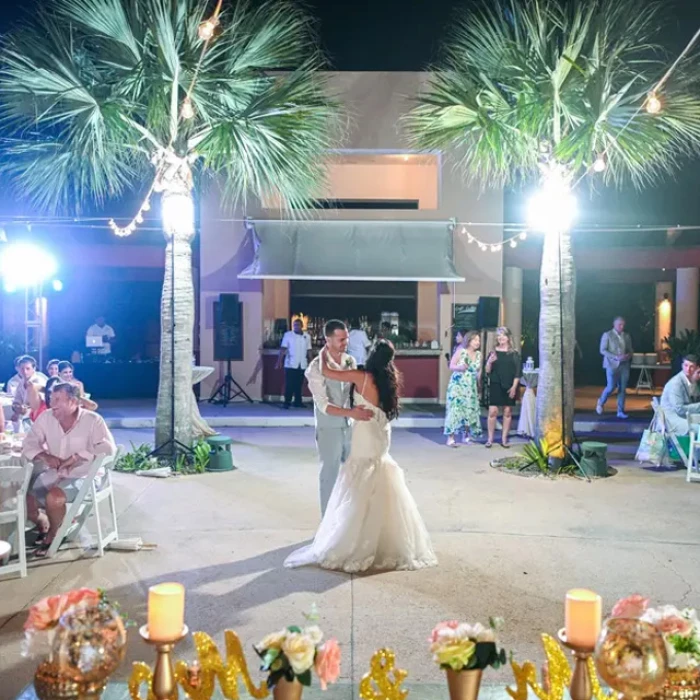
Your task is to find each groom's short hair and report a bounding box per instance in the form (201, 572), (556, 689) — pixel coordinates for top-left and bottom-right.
(324, 319), (347, 337)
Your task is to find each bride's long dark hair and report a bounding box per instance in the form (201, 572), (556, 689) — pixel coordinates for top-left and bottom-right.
(364, 340), (401, 420)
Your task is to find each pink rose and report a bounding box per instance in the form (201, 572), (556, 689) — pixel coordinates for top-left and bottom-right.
(25, 588), (100, 631)
(656, 616), (694, 637)
(611, 595), (650, 620)
(315, 638), (341, 690)
(429, 621), (460, 643)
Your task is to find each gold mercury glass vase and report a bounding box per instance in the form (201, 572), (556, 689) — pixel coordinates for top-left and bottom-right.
(445, 668), (483, 700)
(653, 669), (700, 700)
(273, 677), (305, 700)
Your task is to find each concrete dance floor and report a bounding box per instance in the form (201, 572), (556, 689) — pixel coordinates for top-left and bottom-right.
(1, 426), (698, 698)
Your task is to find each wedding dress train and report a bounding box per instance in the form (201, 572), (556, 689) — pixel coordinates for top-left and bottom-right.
(284, 393), (437, 573)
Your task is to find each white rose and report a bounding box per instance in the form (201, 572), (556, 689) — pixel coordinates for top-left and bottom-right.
(282, 633), (316, 675)
(476, 628), (496, 643)
(304, 625), (323, 645)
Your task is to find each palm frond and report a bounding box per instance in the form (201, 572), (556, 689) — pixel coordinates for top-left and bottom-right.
(404, 0), (700, 188)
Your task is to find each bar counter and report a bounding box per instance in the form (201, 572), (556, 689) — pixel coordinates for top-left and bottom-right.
(261, 348), (442, 402)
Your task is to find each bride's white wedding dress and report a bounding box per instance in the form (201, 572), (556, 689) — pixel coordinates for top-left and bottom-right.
(284, 392), (438, 573)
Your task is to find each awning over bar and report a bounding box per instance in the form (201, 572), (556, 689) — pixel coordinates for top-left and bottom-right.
(238, 220), (464, 281)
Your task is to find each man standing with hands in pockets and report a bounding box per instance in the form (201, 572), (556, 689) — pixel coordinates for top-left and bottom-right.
(305, 320), (373, 515)
(597, 316), (633, 419)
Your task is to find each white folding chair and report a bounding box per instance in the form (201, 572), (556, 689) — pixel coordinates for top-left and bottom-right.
(0, 458), (33, 578)
(651, 398), (695, 474)
(687, 415), (700, 483)
(46, 448), (121, 559)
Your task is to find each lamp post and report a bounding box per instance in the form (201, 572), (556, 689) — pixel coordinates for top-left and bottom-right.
(527, 164), (578, 463)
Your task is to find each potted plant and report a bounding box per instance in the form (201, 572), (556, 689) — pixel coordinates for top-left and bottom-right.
(663, 330), (700, 374)
(255, 620), (340, 700)
(429, 618), (507, 700)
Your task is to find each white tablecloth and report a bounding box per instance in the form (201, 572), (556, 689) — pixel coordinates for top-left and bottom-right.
(191, 366), (216, 438)
(517, 369), (539, 438)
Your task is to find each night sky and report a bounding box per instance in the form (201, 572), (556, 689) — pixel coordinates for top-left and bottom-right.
(1, 0), (700, 226)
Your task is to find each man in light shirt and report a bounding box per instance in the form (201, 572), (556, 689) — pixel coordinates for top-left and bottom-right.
(86, 315), (116, 355)
(305, 319), (373, 514)
(660, 355), (700, 436)
(276, 319), (312, 409)
(347, 319), (372, 369)
(23, 382), (117, 553)
(597, 316), (633, 419)
(11, 355), (47, 428)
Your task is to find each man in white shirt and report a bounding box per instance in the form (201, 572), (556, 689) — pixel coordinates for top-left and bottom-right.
(276, 319), (312, 408)
(23, 382), (117, 552)
(660, 355), (700, 435)
(11, 355), (47, 427)
(347, 319), (372, 369)
(86, 315), (116, 355)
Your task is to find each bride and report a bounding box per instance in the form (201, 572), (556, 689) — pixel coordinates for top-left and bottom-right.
(284, 340), (437, 573)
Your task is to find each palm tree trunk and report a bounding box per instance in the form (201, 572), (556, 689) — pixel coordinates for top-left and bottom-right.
(155, 191), (195, 452)
(535, 229), (576, 462)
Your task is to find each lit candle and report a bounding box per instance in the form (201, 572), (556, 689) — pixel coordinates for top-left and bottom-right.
(565, 589), (602, 648)
(147, 583), (185, 641)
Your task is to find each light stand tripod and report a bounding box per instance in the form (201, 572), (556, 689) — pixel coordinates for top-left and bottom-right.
(149, 235), (192, 461)
(209, 359), (253, 406)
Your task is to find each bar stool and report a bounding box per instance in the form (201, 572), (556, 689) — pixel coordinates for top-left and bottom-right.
(206, 435), (235, 472)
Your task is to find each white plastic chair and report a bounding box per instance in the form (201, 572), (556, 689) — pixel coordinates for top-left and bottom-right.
(0, 457), (33, 578)
(687, 414), (700, 483)
(46, 448), (121, 559)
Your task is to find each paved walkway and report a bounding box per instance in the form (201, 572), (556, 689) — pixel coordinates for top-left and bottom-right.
(2, 427), (697, 699)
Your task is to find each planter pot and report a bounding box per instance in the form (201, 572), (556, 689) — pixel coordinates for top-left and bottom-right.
(652, 669), (700, 700)
(273, 678), (304, 700)
(445, 668), (483, 700)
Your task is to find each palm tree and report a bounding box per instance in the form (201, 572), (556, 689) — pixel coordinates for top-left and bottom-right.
(405, 0), (700, 460)
(0, 0), (339, 450)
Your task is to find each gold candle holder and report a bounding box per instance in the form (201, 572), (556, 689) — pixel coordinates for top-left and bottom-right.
(559, 629), (595, 700)
(140, 624), (189, 700)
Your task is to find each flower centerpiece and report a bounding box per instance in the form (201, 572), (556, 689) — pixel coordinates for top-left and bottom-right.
(429, 617), (507, 700)
(254, 617), (340, 700)
(611, 595), (700, 699)
(24, 587), (128, 700)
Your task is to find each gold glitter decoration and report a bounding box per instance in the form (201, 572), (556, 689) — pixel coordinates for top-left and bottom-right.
(507, 634), (613, 700)
(128, 630), (269, 700)
(652, 669), (700, 700)
(359, 649), (409, 700)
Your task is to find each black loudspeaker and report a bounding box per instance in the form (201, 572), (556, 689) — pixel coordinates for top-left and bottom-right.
(214, 294), (243, 361)
(477, 296), (500, 329)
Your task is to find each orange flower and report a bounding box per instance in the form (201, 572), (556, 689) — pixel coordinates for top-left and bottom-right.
(25, 588), (100, 631)
(315, 638), (341, 690)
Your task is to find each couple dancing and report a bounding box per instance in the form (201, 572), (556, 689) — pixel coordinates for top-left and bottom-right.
(284, 320), (437, 573)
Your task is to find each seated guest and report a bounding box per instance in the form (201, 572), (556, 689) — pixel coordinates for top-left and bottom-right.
(26, 376), (61, 423)
(5, 356), (23, 397)
(11, 356), (47, 426)
(22, 382), (116, 554)
(659, 354), (700, 435)
(46, 359), (60, 378)
(57, 360), (97, 410)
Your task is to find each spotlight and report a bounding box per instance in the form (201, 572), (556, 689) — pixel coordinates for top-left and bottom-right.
(0, 243), (57, 289)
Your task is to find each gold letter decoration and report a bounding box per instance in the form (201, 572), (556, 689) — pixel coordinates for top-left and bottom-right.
(359, 649), (409, 700)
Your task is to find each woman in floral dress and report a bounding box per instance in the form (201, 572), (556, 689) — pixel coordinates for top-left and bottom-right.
(444, 330), (482, 446)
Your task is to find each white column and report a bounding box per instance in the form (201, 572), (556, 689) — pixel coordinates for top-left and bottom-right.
(503, 266), (523, 349)
(676, 268), (699, 335)
(655, 281), (673, 351)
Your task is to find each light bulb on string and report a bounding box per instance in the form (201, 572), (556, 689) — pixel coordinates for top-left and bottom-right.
(519, 231), (527, 240)
(198, 17), (218, 41)
(467, 234), (474, 244)
(593, 155), (607, 173)
(510, 240), (517, 248)
(181, 98), (195, 120)
(135, 213), (144, 224)
(479, 243), (487, 251)
(646, 92), (662, 115)
(461, 226), (467, 234)
(142, 200), (151, 212)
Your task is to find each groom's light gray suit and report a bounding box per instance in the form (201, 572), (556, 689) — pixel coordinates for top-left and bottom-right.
(305, 353), (355, 514)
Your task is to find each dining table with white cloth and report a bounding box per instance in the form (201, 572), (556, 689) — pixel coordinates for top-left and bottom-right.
(517, 368), (539, 438)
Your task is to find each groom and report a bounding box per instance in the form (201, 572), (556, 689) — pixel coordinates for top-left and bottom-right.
(305, 319), (374, 514)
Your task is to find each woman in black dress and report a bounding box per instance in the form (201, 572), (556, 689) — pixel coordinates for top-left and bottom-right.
(485, 327), (521, 448)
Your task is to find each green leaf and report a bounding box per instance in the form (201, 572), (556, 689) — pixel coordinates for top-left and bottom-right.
(297, 670), (312, 687)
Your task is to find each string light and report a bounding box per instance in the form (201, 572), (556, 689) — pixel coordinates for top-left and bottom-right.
(198, 17), (219, 41)
(458, 224), (530, 252)
(519, 232), (527, 240)
(181, 98), (195, 120)
(645, 92), (662, 114)
(510, 240), (517, 248)
(593, 155), (607, 173)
